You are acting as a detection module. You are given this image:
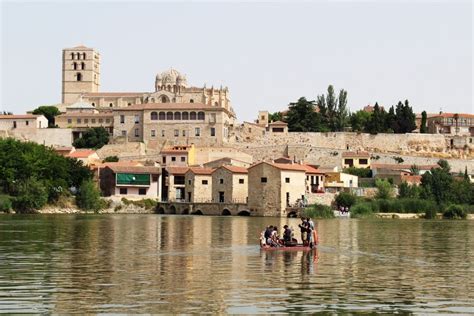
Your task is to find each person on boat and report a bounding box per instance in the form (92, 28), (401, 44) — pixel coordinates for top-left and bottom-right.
(271, 227), (282, 246)
(283, 225), (297, 246)
(264, 225), (274, 246)
(305, 218), (314, 248)
(298, 218), (308, 245)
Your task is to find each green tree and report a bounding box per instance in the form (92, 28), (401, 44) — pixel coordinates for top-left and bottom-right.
(269, 112), (283, 122)
(73, 127), (110, 149)
(12, 178), (48, 213)
(32, 105), (61, 127)
(335, 191), (356, 208)
(420, 111), (427, 133)
(385, 106), (397, 132)
(316, 85), (349, 131)
(0, 195), (12, 212)
(393, 100), (416, 133)
(76, 180), (103, 211)
(366, 103), (386, 134)
(349, 110), (372, 132)
(103, 156), (119, 163)
(286, 97), (318, 132)
(398, 182), (421, 199)
(375, 179), (394, 199)
(421, 160), (453, 204)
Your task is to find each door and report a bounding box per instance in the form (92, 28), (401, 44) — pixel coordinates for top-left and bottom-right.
(219, 191), (225, 203)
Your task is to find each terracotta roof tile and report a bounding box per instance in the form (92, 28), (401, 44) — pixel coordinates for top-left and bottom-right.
(115, 103), (223, 111)
(303, 164), (325, 174)
(342, 151), (370, 158)
(221, 165), (248, 174)
(268, 120), (287, 126)
(429, 113), (474, 119)
(84, 92), (145, 97)
(166, 166), (189, 175)
(107, 165), (161, 174)
(0, 114), (41, 119)
(68, 150), (97, 158)
(187, 167), (214, 175)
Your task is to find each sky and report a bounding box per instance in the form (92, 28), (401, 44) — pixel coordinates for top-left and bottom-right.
(1, 0), (472, 122)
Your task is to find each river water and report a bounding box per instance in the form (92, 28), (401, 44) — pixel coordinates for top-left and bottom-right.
(0, 214), (473, 313)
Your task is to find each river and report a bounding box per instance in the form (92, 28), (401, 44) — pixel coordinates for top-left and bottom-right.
(0, 214), (473, 313)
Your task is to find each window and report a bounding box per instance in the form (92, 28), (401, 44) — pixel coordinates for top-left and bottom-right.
(71, 53), (75, 60)
(195, 127), (200, 137)
(121, 130), (126, 136)
(344, 158), (354, 167)
(119, 188), (127, 195)
(239, 178), (245, 184)
(159, 112), (166, 120)
(73, 62), (77, 70)
(99, 118), (103, 123)
(134, 115), (140, 124)
(359, 159), (368, 165)
(128, 103), (132, 106)
(219, 179), (224, 184)
(190, 112), (197, 120)
(67, 119), (72, 124)
(109, 103), (113, 107)
(181, 157), (186, 162)
(13, 121), (17, 128)
(82, 52), (86, 59)
(197, 112), (205, 120)
(84, 119), (89, 124)
(188, 179), (191, 185)
(174, 112), (181, 120)
(166, 112), (173, 120)
(151, 112), (158, 120)
(161, 95), (169, 103)
(105, 119), (110, 123)
(91, 103), (95, 107)
(76, 73), (82, 81)
(151, 130), (156, 137)
(285, 177), (290, 183)
(261, 177), (267, 183)
(162, 157), (166, 163)
(134, 128), (139, 137)
(182, 112), (189, 120)
(174, 129), (179, 137)
(171, 157), (176, 162)
(120, 115), (125, 124)
(81, 62), (85, 70)
(182, 130), (186, 137)
(161, 130), (165, 137)
(202, 180), (208, 185)
(210, 127), (216, 137)
(190, 99), (194, 103)
(139, 188), (146, 195)
(214, 101), (218, 106)
(77, 118), (81, 123)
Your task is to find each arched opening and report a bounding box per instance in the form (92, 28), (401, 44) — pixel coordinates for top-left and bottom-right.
(237, 210), (250, 216)
(174, 112), (181, 120)
(161, 95), (169, 103)
(157, 207), (165, 214)
(73, 62), (77, 70)
(82, 52), (86, 59)
(182, 112), (189, 120)
(91, 103), (95, 107)
(197, 112), (205, 120)
(76, 73), (82, 81)
(214, 101), (219, 106)
(109, 103), (113, 107)
(150, 112), (158, 120)
(192, 210), (203, 215)
(169, 206), (177, 214)
(182, 208), (189, 215)
(158, 112), (166, 120)
(222, 209), (231, 216)
(81, 62), (85, 70)
(190, 99), (194, 103)
(190, 112), (197, 120)
(166, 112), (173, 120)
(287, 211), (298, 218)
(76, 52), (81, 60)
(167, 85), (171, 91)
(71, 53), (75, 60)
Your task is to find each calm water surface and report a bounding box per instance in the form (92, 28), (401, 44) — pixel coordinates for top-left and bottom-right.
(0, 214), (473, 313)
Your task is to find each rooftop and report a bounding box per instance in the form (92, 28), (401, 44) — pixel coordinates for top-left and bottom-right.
(342, 151), (370, 158)
(0, 114), (42, 119)
(68, 149), (97, 158)
(187, 167), (214, 175)
(371, 163), (439, 170)
(220, 165), (248, 174)
(107, 165), (161, 174)
(166, 166), (190, 175)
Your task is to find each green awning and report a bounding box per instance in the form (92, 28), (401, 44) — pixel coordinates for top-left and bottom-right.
(116, 173), (150, 185)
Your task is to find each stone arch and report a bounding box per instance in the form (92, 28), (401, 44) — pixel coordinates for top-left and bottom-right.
(197, 112), (205, 120)
(192, 210), (203, 215)
(182, 112), (189, 120)
(237, 210), (250, 216)
(169, 205), (177, 214)
(160, 95), (170, 103)
(190, 112), (197, 120)
(174, 112), (181, 120)
(166, 112), (173, 120)
(287, 211), (298, 218)
(222, 209), (231, 216)
(182, 208), (189, 215)
(157, 207), (165, 214)
(150, 112), (158, 120)
(158, 112), (166, 120)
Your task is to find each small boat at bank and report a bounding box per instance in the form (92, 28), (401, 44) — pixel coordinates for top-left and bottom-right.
(260, 244), (314, 251)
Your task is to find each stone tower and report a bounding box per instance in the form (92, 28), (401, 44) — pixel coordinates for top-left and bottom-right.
(62, 45), (100, 104)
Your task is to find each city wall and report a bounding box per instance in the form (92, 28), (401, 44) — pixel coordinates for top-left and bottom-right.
(1, 128), (73, 147)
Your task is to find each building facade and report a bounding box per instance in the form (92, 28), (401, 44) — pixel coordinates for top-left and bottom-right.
(212, 165), (248, 204)
(0, 114), (48, 130)
(427, 113), (474, 136)
(184, 167), (214, 202)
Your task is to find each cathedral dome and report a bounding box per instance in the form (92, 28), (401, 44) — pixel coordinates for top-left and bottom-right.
(158, 68), (187, 87)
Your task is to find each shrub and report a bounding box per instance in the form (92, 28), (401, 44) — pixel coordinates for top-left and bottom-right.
(343, 167), (372, 178)
(375, 179), (394, 199)
(76, 180), (103, 212)
(424, 208), (438, 219)
(103, 156), (119, 163)
(442, 204), (467, 220)
(335, 191), (356, 208)
(0, 195), (12, 212)
(303, 204), (335, 219)
(12, 178), (48, 213)
(350, 203), (374, 218)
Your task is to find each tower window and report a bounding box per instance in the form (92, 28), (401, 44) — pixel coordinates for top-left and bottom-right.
(82, 53), (86, 59)
(109, 103), (113, 107)
(76, 73), (82, 81)
(81, 62), (85, 70)
(190, 99), (194, 103)
(150, 112), (158, 120)
(73, 62), (77, 70)
(76, 52), (80, 60)
(91, 103), (95, 106)
(71, 53), (75, 60)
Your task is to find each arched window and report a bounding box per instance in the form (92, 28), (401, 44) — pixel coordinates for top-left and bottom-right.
(161, 95), (169, 103)
(167, 85), (171, 91)
(150, 112), (158, 120)
(109, 103), (113, 107)
(174, 112), (181, 120)
(158, 112), (166, 120)
(82, 53), (86, 59)
(197, 112), (205, 120)
(150, 98), (155, 103)
(214, 101), (218, 106)
(190, 99), (194, 103)
(76, 73), (82, 81)
(190, 112), (197, 120)
(166, 112), (173, 120)
(81, 62), (85, 70)
(71, 53), (75, 60)
(76, 52), (81, 60)
(73, 62), (77, 70)
(182, 112), (189, 120)
(91, 103), (95, 107)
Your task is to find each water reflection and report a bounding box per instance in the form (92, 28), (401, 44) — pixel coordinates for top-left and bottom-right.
(0, 215), (473, 313)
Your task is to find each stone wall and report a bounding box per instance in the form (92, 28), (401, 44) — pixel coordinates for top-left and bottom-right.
(6, 128), (73, 147)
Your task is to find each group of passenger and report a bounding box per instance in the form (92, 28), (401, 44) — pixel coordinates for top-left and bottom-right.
(261, 217), (317, 248)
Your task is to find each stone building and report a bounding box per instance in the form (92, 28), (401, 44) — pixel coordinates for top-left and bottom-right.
(247, 162), (307, 217)
(0, 114), (48, 130)
(324, 172), (358, 192)
(341, 151), (371, 168)
(163, 166), (189, 202)
(427, 113), (474, 136)
(184, 167), (214, 203)
(160, 145), (196, 167)
(212, 165), (248, 204)
(67, 149), (100, 166)
(203, 157), (251, 168)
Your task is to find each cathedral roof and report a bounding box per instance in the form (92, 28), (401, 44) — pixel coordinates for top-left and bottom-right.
(156, 68), (188, 87)
(66, 99), (95, 109)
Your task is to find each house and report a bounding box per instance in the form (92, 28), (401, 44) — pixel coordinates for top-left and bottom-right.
(0, 114), (48, 130)
(184, 167), (214, 203)
(371, 163), (438, 177)
(163, 166), (189, 202)
(160, 144), (195, 167)
(341, 151), (371, 168)
(267, 121), (288, 133)
(53, 146), (75, 157)
(212, 165), (248, 203)
(324, 172), (358, 192)
(304, 164), (325, 193)
(427, 112), (474, 136)
(203, 157), (251, 168)
(99, 165), (161, 198)
(68, 149), (100, 166)
(247, 162), (307, 217)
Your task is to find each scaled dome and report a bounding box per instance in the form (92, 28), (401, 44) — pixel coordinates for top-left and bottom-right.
(157, 68), (187, 87)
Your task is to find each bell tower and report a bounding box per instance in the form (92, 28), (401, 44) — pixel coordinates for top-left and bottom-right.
(61, 45), (100, 103)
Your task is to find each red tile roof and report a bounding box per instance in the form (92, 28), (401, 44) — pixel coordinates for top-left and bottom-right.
(401, 174), (422, 184)
(342, 151), (370, 158)
(0, 114), (41, 119)
(221, 165), (248, 174)
(84, 92), (145, 97)
(57, 113), (113, 118)
(68, 150), (97, 158)
(187, 167), (214, 175)
(107, 165), (161, 174)
(166, 166), (189, 175)
(269, 120), (288, 126)
(303, 164), (325, 174)
(115, 103), (225, 111)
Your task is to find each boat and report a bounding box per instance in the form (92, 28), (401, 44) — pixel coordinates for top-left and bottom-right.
(260, 244), (315, 251)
